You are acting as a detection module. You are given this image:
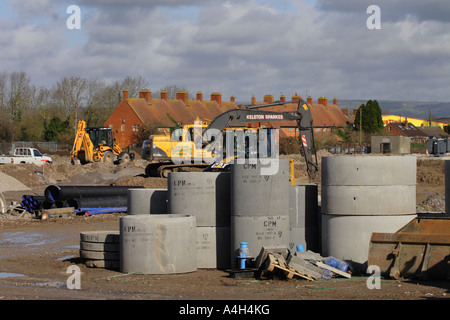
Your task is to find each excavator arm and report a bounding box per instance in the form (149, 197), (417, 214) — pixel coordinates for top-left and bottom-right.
(71, 120), (94, 164)
(205, 99), (319, 179)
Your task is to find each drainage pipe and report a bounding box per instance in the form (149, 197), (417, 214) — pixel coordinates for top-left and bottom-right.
(45, 185), (143, 201)
(79, 207), (127, 216)
(67, 196), (128, 209)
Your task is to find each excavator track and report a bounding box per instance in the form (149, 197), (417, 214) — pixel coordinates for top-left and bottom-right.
(145, 162), (209, 178)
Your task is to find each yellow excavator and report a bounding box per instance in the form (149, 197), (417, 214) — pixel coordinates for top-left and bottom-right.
(71, 120), (134, 165)
(142, 98), (318, 179)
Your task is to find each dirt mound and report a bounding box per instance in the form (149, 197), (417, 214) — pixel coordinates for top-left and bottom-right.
(417, 158), (445, 186)
(0, 171), (30, 192)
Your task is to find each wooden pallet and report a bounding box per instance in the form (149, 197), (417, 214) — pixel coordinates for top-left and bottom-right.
(265, 253), (313, 281)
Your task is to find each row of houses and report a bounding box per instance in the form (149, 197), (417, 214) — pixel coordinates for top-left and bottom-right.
(104, 90), (353, 148)
(383, 119), (449, 144)
(104, 89), (448, 149)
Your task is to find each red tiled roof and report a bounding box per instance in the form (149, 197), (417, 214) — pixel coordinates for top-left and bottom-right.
(110, 91), (351, 130)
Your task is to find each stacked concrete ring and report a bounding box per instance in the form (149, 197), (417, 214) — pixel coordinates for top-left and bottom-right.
(79, 231), (120, 269)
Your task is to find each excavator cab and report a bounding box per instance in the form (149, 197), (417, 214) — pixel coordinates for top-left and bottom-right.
(86, 126), (114, 150)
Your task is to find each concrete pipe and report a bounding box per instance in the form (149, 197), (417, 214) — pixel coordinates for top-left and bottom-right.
(231, 159), (290, 217)
(321, 185), (416, 215)
(196, 226), (231, 269)
(167, 172), (230, 227)
(289, 183), (320, 252)
(120, 214), (196, 274)
(321, 155), (417, 186)
(321, 214), (416, 271)
(127, 188), (168, 215)
(79, 230), (120, 270)
(80, 230), (120, 243)
(230, 215), (290, 265)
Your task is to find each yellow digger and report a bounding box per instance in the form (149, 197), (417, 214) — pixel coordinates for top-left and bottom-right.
(71, 120), (134, 165)
(142, 98), (318, 179)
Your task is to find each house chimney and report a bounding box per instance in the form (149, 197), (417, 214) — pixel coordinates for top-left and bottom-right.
(292, 93), (301, 101)
(230, 96), (235, 103)
(280, 95), (286, 102)
(318, 96), (327, 106)
(123, 89), (128, 101)
(161, 90), (167, 101)
(342, 108), (349, 116)
(307, 96), (313, 105)
(196, 91), (203, 102)
(251, 96), (256, 105)
(211, 92), (222, 105)
(139, 89), (151, 103)
(264, 94), (274, 103)
(177, 90), (188, 104)
(333, 97), (337, 105)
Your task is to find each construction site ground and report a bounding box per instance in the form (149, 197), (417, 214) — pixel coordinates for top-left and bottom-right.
(0, 151), (449, 304)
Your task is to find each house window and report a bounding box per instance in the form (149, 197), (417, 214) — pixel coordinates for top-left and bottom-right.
(121, 124), (125, 132)
(133, 125), (140, 132)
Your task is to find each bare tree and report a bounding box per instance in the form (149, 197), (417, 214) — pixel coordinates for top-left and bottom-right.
(53, 76), (88, 130)
(154, 84), (195, 100)
(111, 75), (150, 102)
(84, 79), (118, 126)
(8, 71), (33, 122)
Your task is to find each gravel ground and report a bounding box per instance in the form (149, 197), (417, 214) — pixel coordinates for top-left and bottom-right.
(0, 153), (448, 307)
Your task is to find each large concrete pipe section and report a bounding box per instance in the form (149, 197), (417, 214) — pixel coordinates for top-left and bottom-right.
(231, 159), (290, 266)
(127, 188), (168, 215)
(167, 172), (230, 268)
(120, 214), (196, 274)
(289, 183), (319, 252)
(321, 155), (417, 270)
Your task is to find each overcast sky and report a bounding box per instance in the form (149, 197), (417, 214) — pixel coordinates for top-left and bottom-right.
(1, 0), (450, 103)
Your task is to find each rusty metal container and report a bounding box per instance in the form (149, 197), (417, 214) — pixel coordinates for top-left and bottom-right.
(368, 214), (450, 279)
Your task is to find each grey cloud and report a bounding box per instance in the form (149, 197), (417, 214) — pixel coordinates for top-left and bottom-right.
(2, 0), (450, 103)
(316, 0), (450, 22)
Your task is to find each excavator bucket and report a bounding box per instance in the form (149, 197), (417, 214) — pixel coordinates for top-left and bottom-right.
(368, 214), (450, 280)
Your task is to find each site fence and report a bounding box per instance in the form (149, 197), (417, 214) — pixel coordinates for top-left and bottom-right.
(0, 142), (71, 155)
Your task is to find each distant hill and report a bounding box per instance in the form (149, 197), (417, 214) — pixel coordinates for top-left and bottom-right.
(337, 99), (450, 121)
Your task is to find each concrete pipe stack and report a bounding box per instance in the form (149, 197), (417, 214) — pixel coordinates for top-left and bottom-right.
(321, 155), (417, 270)
(120, 214), (196, 274)
(127, 188), (168, 215)
(230, 159), (290, 267)
(79, 231), (120, 269)
(289, 183), (319, 253)
(167, 172), (231, 269)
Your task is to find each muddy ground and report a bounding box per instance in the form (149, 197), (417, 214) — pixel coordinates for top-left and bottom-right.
(0, 152), (449, 305)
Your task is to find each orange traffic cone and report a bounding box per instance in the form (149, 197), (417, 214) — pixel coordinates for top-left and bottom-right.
(426, 149), (429, 157)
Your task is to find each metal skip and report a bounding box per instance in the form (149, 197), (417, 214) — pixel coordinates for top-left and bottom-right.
(368, 215), (450, 280)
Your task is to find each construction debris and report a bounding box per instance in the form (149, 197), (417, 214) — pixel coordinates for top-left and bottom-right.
(232, 246), (352, 281)
(17, 184), (140, 219)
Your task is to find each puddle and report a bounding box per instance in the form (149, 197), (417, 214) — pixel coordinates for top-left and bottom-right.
(1, 232), (56, 247)
(35, 281), (66, 288)
(56, 255), (76, 261)
(0, 232), (72, 248)
(0, 272), (26, 279)
(64, 245), (80, 249)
